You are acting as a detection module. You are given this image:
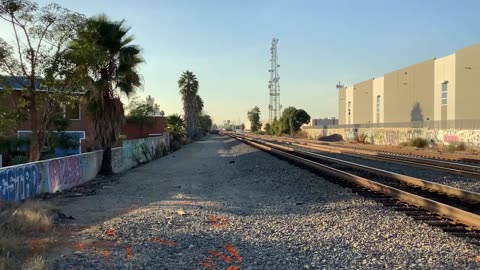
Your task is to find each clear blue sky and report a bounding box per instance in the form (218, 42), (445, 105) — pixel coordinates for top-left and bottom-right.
(8, 1), (480, 124)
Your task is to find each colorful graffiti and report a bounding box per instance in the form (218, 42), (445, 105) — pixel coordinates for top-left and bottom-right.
(49, 156), (85, 192)
(0, 134), (171, 201)
(307, 127), (480, 147)
(0, 164), (39, 201)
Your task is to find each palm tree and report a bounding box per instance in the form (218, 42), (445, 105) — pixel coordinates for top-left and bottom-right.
(194, 95), (204, 137)
(68, 15), (143, 175)
(166, 114), (185, 149)
(178, 71), (198, 140)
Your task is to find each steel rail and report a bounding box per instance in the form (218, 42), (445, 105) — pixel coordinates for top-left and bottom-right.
(231, 134), (480, 229)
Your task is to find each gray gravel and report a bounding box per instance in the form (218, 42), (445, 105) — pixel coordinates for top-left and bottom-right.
(303, 149), (480, 193)
(51, 135), (480, 270)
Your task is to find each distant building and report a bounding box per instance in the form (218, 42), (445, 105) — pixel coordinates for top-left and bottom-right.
(146, 95), (164, 117)
(338, 43), (480, 126)
(308, 118), (338, 127)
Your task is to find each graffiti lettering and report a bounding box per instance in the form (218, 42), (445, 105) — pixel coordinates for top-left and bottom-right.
(49, 156), (83, 192)
(0, 165), (38, 201)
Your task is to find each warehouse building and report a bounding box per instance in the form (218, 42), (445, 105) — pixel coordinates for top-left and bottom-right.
(338, 43), (480, 126)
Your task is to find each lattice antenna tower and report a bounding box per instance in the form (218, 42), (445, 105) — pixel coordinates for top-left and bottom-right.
(268, 38), (281, 124)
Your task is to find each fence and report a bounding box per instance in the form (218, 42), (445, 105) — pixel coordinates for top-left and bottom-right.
(0, 134), (170, 201)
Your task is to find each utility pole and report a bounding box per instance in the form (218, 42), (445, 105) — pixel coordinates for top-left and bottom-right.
(268, 38), (281, 124)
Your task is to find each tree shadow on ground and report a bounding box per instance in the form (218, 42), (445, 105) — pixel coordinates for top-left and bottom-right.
(47, 135), (475, 269)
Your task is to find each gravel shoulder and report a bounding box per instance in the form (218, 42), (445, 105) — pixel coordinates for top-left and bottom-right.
(48, 135), (479, 270)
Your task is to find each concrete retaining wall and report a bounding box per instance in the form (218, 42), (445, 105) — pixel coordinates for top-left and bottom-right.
(112, 135), (170, 173)
(0, 151), (103, 201)
(0, 134), (171, 201)
(304, 127), (480, 147)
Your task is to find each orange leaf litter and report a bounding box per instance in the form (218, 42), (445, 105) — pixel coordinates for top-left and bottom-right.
(227, 266), (240, 270)
(71, 241), (87, 251)
(126, 247), (134, 259)
(199, 258), (216, 269)
(211, 215), (228, 228)
(210, 216), (219, 227)
(220, 216), (228, 227)
(208, 250), (232, 263)
(225, 244), (242, 262)
(101, 250), (110, 260)
(104, 228), (116, 237)
(146, 238), (177, 246)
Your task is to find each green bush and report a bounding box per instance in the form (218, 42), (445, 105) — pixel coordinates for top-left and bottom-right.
(11, 155), (28, 165)
(410, 137), (429, 148)
(445, 142), (467, 153)
(456, 142), (467, 151)
(355, 133), (368, 144)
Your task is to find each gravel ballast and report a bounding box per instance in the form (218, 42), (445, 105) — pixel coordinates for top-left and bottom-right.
(51, 135), (480, 269)
(304, 150), (480, 193)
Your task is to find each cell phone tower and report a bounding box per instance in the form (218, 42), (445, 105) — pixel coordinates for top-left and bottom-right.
(268, 38), (281, 124)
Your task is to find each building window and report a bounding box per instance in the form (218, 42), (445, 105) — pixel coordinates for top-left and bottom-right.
(441, 82), (448, 106)
(65, 101), (80, 120)
(348, 101), (351, 116)
(376, 95), (381, 113)
(376, 95), (381, 123)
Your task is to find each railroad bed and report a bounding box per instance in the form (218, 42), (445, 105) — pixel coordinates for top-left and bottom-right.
(50, 135), (480, 269)
(250, 133), (480, 164)
(231, 134), (480, 245)
(246, 133), (480, 193)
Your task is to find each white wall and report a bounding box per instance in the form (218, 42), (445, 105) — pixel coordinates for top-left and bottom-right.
(372, 77), (385, 123)
(434, 53), (456, 120)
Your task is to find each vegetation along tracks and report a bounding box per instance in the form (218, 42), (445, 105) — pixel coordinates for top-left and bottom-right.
(230, 134), (480, 244)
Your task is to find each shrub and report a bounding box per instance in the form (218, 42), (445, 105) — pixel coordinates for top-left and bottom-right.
(11, 155), (28, 165)
(445, 142), (467, 153)
(296, 130), (309, 138)
(355, 133), (368, 144)
(456, 142), (466, 151)
(399, 142), (409, 147)
(410, 137), (429, 148)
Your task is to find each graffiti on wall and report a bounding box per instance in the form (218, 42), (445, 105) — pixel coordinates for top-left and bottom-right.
(49, 156), (86, 192)
(0, 135), (171, 201)
(306, 127), (480, 147)
(0, 164), (39, 201)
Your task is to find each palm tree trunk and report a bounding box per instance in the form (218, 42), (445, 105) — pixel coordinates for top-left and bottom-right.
(100, 146), (113, 175)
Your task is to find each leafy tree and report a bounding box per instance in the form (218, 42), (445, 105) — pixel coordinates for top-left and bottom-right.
(274, 107), (311, 136)
(0, 0), (84, 161)
(178, 71), (198, 141)
(166, 114), (185, 149)
(68, 15), (143, 175)
(247, 106), (262, 132)
(199, 114), (212, 135)
(264, 123), (271, 134)
(126, 97), (155, 130)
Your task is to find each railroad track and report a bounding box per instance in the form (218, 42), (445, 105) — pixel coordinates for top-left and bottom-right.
(248, 134), (480, 179)
(230, 134), (480, 244)
(251, 134), (480, 164)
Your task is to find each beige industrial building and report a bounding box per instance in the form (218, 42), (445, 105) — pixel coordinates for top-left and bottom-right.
(338, 43), (480, 126)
